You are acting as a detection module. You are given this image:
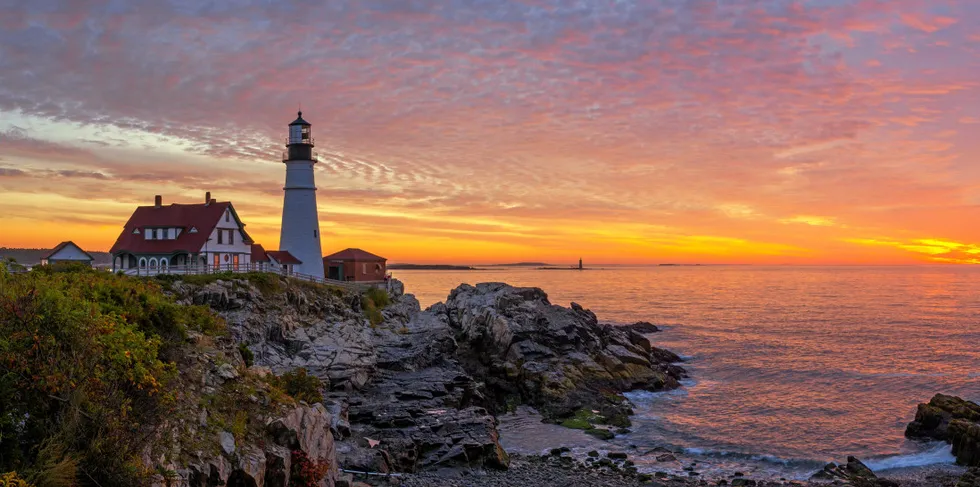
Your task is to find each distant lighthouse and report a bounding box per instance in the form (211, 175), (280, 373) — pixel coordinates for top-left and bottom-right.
(279, 111), (324, 278)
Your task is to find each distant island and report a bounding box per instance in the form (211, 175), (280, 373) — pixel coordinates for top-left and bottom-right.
(387, 264), (477, 270)
(486, 262), (551, 267)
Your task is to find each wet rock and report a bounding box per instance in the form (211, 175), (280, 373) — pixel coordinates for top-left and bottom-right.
(810, 456), (896, 487)
(656, 453), (676, 462)
(627, 321), (660, 333)
(958, 468), (980, 487)
(907, 394), (980, 467)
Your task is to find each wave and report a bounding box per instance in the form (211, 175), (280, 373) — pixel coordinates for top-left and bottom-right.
(680, 447), (817, 467)
(863, 443), (955, 472)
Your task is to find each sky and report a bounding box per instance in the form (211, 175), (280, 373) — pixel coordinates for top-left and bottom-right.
(0, 0), (979, 265)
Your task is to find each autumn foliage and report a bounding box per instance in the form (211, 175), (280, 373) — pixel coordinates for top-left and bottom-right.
(0, 265), (219, 486)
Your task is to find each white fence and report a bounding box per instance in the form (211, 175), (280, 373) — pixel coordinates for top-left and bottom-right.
(118, 263), (385, 291)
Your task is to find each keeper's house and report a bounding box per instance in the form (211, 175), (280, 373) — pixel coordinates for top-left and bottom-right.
(110, 193), (255, 273)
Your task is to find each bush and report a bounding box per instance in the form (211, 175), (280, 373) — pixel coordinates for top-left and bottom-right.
(238, 343), (255, 367)
(0, 267), (221, 485)
(361, 296), (383, 328)
(0, 472), (33, 487)
(289, 450), (330, 487)
(364, 287), (390, 309)
(270, 369), (323, 404)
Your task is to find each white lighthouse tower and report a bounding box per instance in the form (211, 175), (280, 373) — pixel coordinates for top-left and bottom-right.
(279, 111), (324, 278)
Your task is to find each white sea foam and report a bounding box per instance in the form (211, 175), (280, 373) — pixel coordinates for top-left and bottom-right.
(864, 443), (955, 472)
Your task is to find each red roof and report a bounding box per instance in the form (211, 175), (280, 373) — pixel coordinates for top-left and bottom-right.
(323, 248), (386, 261)
(251, 244), (269, 262)
(266, 250), (301, 265)
(109, 201), (253, 255)
(43, 241), (93, 261)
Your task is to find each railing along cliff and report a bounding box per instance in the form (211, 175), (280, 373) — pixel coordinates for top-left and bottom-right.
(118, 263), (385, 291)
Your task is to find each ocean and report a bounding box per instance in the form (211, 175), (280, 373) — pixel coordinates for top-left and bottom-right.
(391, 265), (980, 479)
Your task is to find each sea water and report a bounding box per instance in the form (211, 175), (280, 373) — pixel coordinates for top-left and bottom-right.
(392, 266), (980, 478)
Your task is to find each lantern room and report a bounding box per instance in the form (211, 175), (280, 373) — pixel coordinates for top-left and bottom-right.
(288, 111), (313, 146)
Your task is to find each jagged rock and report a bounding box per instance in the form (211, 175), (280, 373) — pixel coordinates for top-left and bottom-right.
(907, 394), (980, 467)
(219, 431), (236, 455)
(235, 446), (266, 487)
(264, 446), (291, 487)
(810, 456), (897, 487)
(217, 363), (239, 381)
(441, 283), (684, 420)
(388, 278), (405, 298)
(173, 278), (374, 391)
(267, 403), (338, 485)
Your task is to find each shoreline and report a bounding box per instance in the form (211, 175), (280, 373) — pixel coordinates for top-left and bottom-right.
(392, 454), (966, 487)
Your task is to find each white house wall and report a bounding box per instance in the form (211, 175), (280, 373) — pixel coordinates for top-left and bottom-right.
(202, 207), (252, 267)
(49, 244), (91, 262)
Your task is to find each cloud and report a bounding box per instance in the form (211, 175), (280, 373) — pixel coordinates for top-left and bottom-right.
(0, 0), (977, 263)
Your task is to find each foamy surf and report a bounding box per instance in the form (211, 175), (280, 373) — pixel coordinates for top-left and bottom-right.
(864, 442), (956, 472)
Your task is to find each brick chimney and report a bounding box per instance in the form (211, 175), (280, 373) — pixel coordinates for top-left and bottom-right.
(205, 192), (211, 206)
(154, 195), (162, 207)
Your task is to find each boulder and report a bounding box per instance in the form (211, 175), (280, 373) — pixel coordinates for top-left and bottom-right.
(627, 321), (660, 333)
(809, 456), (898, 487)
(441, 283), (684, 420)
(907, 394), (980, 466)
(267, 403), (339, 486)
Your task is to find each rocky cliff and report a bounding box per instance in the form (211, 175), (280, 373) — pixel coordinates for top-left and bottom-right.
(167, 277), (684, 478)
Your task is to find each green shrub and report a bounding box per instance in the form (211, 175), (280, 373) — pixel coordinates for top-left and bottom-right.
(361, 297), (383, 328)
(238, 343), (255, 367)
(270, 369), (323, 404)
(0, 267), (222, 485)
(364, 287), (390, 309)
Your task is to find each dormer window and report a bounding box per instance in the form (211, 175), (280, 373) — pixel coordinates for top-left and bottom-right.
(189, 227), (198, 234)
(133, 228), (140, 235)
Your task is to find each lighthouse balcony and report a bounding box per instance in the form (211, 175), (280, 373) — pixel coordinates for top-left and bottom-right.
(282, 149), (319, 162)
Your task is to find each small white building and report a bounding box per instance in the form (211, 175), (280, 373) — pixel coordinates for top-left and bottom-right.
(41, 241), (94, 266)
(110, 193), (255, 273)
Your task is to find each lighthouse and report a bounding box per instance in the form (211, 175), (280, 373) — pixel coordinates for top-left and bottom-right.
(279, 111), (324, 278)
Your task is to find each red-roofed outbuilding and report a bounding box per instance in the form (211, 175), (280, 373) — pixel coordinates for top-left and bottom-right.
(323, 248), (387, 282)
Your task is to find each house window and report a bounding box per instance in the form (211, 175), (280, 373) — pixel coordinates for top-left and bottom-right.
(225, 211), (230, 223)
(228, 230), (234, 245)
(217, 230), (224, 244)
(233, 254), (240, 270)
(362, 263), (367, 274)
(213, 253), (220, 269)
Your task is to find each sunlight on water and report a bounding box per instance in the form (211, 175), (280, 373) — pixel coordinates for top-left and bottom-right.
(393, 266), (980, 476)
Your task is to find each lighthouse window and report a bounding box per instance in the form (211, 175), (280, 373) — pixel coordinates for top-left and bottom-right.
(314, 229), (317, 238)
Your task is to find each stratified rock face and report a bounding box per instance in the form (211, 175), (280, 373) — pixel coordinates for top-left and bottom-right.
(907, 394), (980, 467)
(172, 279), (376, 391)
(335, 303), (509, 473)
(442, 283), (684, 419)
